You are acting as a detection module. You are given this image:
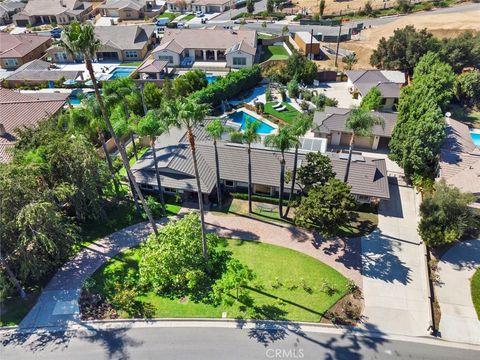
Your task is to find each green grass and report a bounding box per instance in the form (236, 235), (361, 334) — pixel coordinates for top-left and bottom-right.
(0, 288), (41, 326)
(157, 12), (179, 21)
(264, 101), (300, 124)
(182, 14), (195, 21)
(91, 239), (349, 322)
(120, 61), (143, 67)
(257, 33), (275, 40)
(260, 45), (290, 62)
(472, 268), (480, 320)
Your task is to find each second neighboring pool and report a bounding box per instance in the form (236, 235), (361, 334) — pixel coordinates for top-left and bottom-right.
(471, 130), (480, 147)
(108, 66), (136, 80)
(206, 74), (218, 84)
(228, 111), (275, 134)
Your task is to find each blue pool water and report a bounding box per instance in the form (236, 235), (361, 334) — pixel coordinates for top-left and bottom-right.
(68, 96), (81, 105)
(108, 67), (135, 80)
(228, 111), (275, 134)
(206, 75), (218, 84)
(471, 131), (480, 147)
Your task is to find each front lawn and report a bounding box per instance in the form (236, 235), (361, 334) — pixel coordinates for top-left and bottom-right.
(472, 268), (480, 319)
(449, 103), (480, 129)
(157, 12), (179, 21)
(182, 14), (195, 21)
(264, 101), (300, 124)
(0, 289), (41, 327)
(90, 239), (350, 322)
(260, 45), (290, 62)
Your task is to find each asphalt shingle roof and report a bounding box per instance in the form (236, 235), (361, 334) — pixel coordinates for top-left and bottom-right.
(0, 33), (50, 59)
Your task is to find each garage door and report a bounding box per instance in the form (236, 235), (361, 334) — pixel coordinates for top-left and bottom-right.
(209, 6), (221, 12)
(107, 10), (119, 17)
(15, 20), (29, 27)
(96, 52), (119, 61)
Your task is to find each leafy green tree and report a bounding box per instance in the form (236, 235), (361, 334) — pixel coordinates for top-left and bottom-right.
(205, 119), (227, 207)
(136, 110), (170, 207)
(363, 1), (373, 16)
(285, 51), (318, 85)
(412, 52), (455, 111)
(212, 259), (255, 304)
(267, 0), (274, 13)
(264, 126), (299, 218)
(139, 213), (231, 298)
(319, 0), (326, 17)
(172, 69), (208, 98)
(297, 152), (335, 194)
(162, 77), (174, 101)
(455, 70), (480, 108)
(419, 180), (478, 247)
(360, 87), (383, 110)
(166, 98), (210, 260)
(287, 79), (299, 98)
(281, 25), (289, 35)
(230, 120), (260, 214)
(370, 25), (440, 76)
(344, 108), (384, 182)
(246, 0), (254, 13)
(396, 0), (412, 13)
(439, 31), (480, 74)
(342, 53), (358, 70)
(143, 82), (163, 110)
(60, 21), (158, 234)
(284, 114), (313, 217)
(294, 179), (356, 236)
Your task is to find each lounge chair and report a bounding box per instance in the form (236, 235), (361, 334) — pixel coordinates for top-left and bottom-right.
(276, 106), (287, 112)
(272, 102), (283, 109)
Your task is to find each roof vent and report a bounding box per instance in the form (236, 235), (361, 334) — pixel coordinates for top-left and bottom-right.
(0, 124), (6, 136)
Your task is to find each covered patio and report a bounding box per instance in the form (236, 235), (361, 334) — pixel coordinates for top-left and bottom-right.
(135, 58), (170, 80)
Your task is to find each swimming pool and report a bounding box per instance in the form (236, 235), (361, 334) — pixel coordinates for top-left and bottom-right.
(108, 67), (136, 80)
(206, 74), (218, 84)
(228, 111), (275, 134)
(471, 130), (480, 147)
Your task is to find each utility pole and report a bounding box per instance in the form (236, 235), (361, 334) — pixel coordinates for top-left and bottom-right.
(309, 28), (314, 60)
(334, 11), (343, 67)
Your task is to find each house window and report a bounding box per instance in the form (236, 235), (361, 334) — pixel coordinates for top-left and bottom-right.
(232, 57), (246, 66)
(225, 180), (235, 187)
(4, 58), (18, 67)
(125, 11), (131, 18)
(140, 183), (154, 190)
(125, 50), (138, 59)
(356, 195), (370, 203)
(54, 52), (67, 62)
(380, 98), (387, 105)
(158, 55), (173, 64)
(164, 187), (177, 194)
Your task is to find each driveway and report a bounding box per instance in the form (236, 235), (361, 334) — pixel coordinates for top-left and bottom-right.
(312, 82), (361, 109)
(437, 239), (480, 344)
(360, 182), (431, 337)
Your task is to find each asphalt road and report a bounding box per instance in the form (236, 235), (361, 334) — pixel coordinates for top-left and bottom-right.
(2, 324), (479, 360)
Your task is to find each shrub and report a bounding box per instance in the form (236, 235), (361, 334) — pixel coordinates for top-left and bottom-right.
(302, 90), (313, 101)
(145, 195), (164, 219)
(422, 1), (433, 10)
(287, 79), (299, 98)
(300, 100), (309, 111)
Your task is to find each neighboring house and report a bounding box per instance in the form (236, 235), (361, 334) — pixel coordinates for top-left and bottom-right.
(0, 88), (68, 163)
(0, 1), (26, 25)
(312, 107), (397, 151)
(166, 0), (234, 13)
(12, 0), (93, 26)
(345, 70), (405, 111)
(3, 59), (83, 87)
(0, 33), (52, 70)
(99, 0), (155, 20)
(132, 121), (390, 204)
(46, 24), (157, 63)
(135, 57), (170, 80)
(294, 31), (320, 59)
(439, 118), (480, 206)
(152, 27), (256, 69)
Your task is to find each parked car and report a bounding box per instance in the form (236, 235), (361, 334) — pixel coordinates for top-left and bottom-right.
(177, 22), (189, 29)
(155, 17), (171, 26)
(196, 11), (204, 17)
(50, 27), (62, 38)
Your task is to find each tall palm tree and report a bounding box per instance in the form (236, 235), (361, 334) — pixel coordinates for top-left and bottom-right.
(60, 21), (158, 235)
(136, 110), (169, 207)
(342, 53), (358, 70)
(205, 119), (227, 208)
(344, 108), (384, 182)
(284, 114), (313, 217)
(167, 98), (210, 260)
(230, 119), (260, 214)
(264, 126), (299, 218)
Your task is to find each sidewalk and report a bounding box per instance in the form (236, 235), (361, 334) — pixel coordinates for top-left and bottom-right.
(360, 182), (431, 336)
(436, 239), (480, 344)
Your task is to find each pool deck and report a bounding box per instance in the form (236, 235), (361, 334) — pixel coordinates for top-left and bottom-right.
(239, 107), (278, 133)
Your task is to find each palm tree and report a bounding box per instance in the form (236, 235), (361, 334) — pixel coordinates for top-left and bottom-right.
(136, 110), (169, 207)
(342, 53), (358, 70)
(344, 108), (384, 182)
(284, 114), (313, 217)
(167, 98), (210, 260)
(230, 119), (260, 214)
(205, 119), (226, 208)
(60, 21), (158, 235)
(264, 126), (299, 218)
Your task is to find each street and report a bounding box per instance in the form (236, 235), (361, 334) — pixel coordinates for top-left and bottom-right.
(1, 322), (479, 360)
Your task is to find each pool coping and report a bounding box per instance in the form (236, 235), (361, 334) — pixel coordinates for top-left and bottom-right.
(238, 107), (279, 133)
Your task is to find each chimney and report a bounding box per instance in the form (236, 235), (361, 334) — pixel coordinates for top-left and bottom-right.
(0, 124), (6, 136)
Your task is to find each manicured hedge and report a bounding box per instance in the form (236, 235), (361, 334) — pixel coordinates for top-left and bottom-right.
(191, 65), (262, 106)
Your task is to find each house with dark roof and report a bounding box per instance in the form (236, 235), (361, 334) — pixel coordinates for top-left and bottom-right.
(313, 107), (397, 151)
(152, 28), (257, 69)
(46, 24), (157, 63)
(131, 120), (390, 204)
(0, 33), (52, 70)
(12, 0), (93, 26)
(0, 1), (26, 25)
(0, 88), (68, 163)
(99, 0), (156, 20)
(3, 59), (83, 87)
(439, 118), (480, 205)
(345, 70), (405, 111)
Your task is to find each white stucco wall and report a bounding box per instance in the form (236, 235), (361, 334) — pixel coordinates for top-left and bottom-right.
(154, 48), (180, 66)
(226, 50), (253, 69)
